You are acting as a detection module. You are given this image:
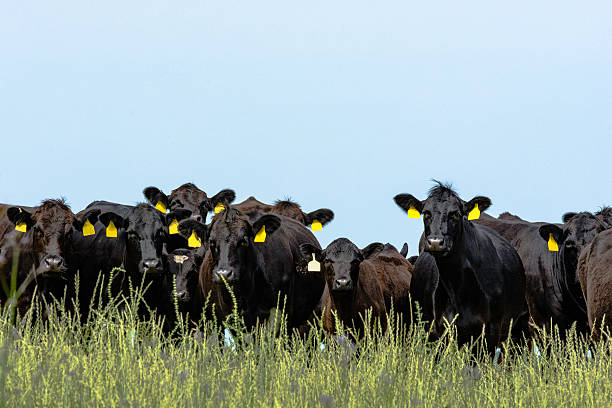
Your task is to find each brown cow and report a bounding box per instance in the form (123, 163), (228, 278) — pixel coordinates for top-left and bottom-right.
(578, 229), (612, 340)
(0, 199), (98, 314)
(300, 239), (412, 335)
(235, 197), (334, 230)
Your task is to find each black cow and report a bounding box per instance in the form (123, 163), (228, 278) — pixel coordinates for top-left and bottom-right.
(164, 247), (206, 325)
(394, 182), (529, 348)
(70, 201), (169, 318)
(0, 200), (97, 315)
(177, 206), (324, 330)
(143, 184), (235, 252)
(299, 239), (413, 335)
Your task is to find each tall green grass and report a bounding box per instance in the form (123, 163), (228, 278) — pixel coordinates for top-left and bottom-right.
(0, 274), (610, 408)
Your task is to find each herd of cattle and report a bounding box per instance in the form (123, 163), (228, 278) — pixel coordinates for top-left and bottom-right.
(0, 181), (611, 346)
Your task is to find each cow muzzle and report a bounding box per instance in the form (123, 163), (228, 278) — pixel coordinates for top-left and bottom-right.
(213, 268), (237, 283)
(41, 255), (65, 273)
(142, 259), (163, 274)
(425, 237), (447, 253)
(332, 278), (353, 292)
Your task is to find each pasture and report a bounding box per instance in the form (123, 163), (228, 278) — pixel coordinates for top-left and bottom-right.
(0, 276), (610, 408)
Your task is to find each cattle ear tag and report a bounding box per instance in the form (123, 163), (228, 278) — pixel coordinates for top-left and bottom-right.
(169, 219), (179, 235)
(106, 220), (118, 238)
(214, 203), (225, 214)
(15, 222), (27, 233)
(254, 225), (266, 243)
(311, 220), (323, 232)
(468, 204), (481, 221)
(307, 254), (320, 272)
(155, 201), (167, 213)
(407, 206), (421, 219)
(188, 231), (201, 248)
(82, 219), (96, 236)
(548, 234), (559, 252)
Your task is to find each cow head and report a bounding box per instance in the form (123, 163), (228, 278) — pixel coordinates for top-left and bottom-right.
(394, 182), (491, 256)
(143, 184), (235, 223)
(178, 208), (281, 287)
(300, 239), (382, 293)
(99, 204), (167, 275)
(539, 211), (608, 271)
(166, 248), (201, 307)
(6, 199), (99, 275)
(272, 200), (335, 229)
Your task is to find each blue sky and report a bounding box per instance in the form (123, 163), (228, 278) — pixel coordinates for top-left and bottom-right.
(1, 1), (610, 254)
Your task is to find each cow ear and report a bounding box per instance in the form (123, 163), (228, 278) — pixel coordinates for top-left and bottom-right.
(143, 186), (169, 210)
(299, 243), (322, 260)
(73, 209), (101, 230)
(99, 212), (126, 229)
(177, 219), (208, 242)
(207, 189), (236, 214)
(252, 214), (281, 239)
(464, 196), (491, 219)
(304, 209), (334, 228)
(166, 209), (192, 224)
(539, 224), (564, 247)
(7, 207), (33, 229)
(562, 212), (578, 223)
(596, 207), (612, 228)
(361, 242), (384, 259)
(400, 243), (409, 258)
(394, 194), (423, 217)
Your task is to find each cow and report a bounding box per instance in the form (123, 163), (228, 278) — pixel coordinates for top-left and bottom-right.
(177, 206), (325, 330)
(578, 229), (612, 340)
(299, 239), (412, 335)
(234, 197), (334, 231)
(0, 199), (98, 315)
(394, 182), (529, 348)
(70, 201), (169, 319)
(164, 247), (206, 326)
(143, 184), (235, 252)
(475, 211), (609, 334)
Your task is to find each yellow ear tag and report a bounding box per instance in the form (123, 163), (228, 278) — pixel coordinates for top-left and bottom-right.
(468, 204), (481, 221)
(407, 206), (421, 219)
(188, 230), (201, 248)
(82, 219), (96, 236)
(106, 220), (118, 238)
(254, 225), (266, 243)
(169, 219), (179, 235)
(311, 220), (323, 232)
(548, 234), (559, 252)
(214, 203), (225, 214)
(155, 201), (167, 213)
(307, 253), (321, 272)
(15, 222), (27, 233)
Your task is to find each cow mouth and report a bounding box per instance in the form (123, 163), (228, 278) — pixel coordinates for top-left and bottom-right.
(143, 267), (163, 275)
(425, 248), (450, 257)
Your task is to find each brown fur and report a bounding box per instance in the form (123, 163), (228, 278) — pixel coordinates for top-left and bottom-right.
(578, 229), (612, 340)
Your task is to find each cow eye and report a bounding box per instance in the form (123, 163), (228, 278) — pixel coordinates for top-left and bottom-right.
(238, 239), (248, 247)
(423, 212), (431, 220)
(449, 212), (460, 220)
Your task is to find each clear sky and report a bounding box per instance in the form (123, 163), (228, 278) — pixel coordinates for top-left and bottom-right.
(1, 1), (610, 254)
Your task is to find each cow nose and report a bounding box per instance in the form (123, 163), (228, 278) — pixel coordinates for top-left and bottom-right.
(427, 237), (445, 251)
(333, 278), (352, 291)
(44, 255), (63, 270)
(143, 259), (160, 271)
(175, 290), (187, 301)
(214, 269), (235, 282)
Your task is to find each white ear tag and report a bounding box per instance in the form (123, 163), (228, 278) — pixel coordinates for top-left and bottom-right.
(307, 253), (320, 272)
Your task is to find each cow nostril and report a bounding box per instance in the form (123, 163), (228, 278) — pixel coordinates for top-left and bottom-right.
(215, 269), (234, 281)
(44, 256), (63, 269)
(335, 278), (350, 288)
(175, 290), (187, 301)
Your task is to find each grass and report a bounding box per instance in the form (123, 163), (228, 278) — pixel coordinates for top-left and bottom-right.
(0, 274), (611, 408)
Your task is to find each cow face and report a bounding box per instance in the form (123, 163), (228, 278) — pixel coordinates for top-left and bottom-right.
(539, 212), (608, 270)
(6, 200), (98, 275)
(179, 209), (280, 286)
(99, 205), (167, 275)
(144, 184), (235, 223)
(395, 183), (491, 256)
(166, 249), (200, 306)
(300, 239), (382, 293)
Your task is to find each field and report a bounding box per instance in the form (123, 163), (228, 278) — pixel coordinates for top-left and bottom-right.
(0, 275), (611, 408)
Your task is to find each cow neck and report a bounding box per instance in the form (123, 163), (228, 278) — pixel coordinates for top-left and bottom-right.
(557, 245), (587, 315)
